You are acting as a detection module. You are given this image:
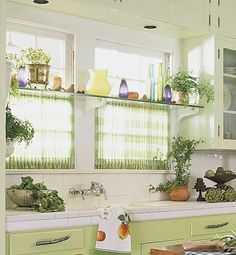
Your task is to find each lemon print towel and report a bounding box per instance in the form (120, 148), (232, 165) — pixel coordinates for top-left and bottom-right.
(95, 204), (131, 255)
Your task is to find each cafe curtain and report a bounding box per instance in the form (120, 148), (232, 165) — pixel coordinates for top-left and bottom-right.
(95, 100), (169, 170)
(6, 90), (75, 170)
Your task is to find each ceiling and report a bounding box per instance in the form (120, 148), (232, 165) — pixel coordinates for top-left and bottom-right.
(7, 0), (208, 39)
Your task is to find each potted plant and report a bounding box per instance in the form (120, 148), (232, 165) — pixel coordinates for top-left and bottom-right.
(151, 136), (203, 201)
(21, 47), (51, 89)
(170, 68), (214, 106)
(6, 105), (34, 158)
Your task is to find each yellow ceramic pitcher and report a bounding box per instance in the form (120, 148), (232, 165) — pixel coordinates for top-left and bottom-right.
(86, 69), (111, 96)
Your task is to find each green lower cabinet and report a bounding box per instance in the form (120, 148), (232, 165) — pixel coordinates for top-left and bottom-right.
(131, 217), (190, 255)
(190, 214), (236, 241)
(6, 226), (97, 255)
(6, 213), (236, 255)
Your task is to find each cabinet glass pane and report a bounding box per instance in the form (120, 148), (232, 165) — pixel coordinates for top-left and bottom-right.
(223, 48), (236, 140)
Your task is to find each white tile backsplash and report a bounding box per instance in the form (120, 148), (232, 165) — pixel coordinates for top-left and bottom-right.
(5, 151), (236, 209)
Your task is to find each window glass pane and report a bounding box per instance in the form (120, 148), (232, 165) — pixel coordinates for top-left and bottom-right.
(6, 31), (35, 55)
(117, 52), (141, 80)
(95, 48), (118, 77)
(37, 36), (65, 69)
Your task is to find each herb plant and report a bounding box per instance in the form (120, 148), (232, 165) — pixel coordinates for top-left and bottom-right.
(153, 136), (204, 193)
(6, 106), (34, 146)
(21, 47), (51, 65)
(170, 68), (215, 106)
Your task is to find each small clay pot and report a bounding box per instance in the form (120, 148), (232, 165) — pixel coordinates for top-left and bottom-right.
(169, 186), (190, 201)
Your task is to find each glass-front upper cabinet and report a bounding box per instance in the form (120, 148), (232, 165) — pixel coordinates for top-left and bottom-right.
(223, 48), (236, 141)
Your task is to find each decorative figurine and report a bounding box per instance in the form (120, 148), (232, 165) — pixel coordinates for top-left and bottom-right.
(193, 178), (207, 201)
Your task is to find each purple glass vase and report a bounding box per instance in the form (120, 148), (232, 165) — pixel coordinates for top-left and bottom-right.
(119, 79), (129, 98)
(17, 66), (28, 87)
(163, 84), (172, 102)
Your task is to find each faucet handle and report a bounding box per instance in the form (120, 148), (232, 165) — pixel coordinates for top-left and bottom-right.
(69, 188), (85, 200)
(91, 181), (108, 200)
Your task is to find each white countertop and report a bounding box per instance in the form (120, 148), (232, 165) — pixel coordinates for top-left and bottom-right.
(6, 201), (236, 232)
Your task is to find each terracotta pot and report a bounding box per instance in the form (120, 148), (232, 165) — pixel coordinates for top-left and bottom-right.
(169, 186), (190, 201)
(178, 92), (187, 104)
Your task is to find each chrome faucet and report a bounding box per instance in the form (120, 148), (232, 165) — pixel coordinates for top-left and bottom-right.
(69, 181), (108, 200)
(148, 184), (156, 193)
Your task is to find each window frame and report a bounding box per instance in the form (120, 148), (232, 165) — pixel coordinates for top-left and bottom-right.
(6, 20), (77, 174)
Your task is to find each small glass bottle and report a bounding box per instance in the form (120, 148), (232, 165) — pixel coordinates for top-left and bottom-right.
(119, 78), (129, 98)
(163, 67), (172, 102)
(157, 63), (163, 101)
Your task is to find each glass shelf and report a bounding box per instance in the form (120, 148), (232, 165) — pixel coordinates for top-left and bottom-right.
(15, 87), (204, 109)
(224, 73), (236, 79)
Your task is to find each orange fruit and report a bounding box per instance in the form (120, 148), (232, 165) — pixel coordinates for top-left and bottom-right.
(118, 223), (130, 239)
(97, 231), (106, 241)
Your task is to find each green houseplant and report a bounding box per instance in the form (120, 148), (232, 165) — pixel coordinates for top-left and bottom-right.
(6, 105), (34, 158)
(152, 136), (204, 201)
(170, 68), (214, 106)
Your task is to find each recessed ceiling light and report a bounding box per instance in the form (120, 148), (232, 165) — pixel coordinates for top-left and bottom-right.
(33, 0), (50, 4)
(144, 25), (158, 30)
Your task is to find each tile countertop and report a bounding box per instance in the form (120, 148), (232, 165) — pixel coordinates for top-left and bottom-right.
(6, 201), (236, 232)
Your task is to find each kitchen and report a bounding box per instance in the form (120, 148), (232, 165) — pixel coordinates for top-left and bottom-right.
(1, 0), (236, 254)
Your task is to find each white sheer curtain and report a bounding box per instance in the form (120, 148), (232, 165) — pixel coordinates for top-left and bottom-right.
(6, 90), (75, 169)
(95, 100), (169, 170)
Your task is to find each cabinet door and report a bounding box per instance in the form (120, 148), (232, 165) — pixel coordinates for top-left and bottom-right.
(218, 0), (236, 38)
(123, 0), (169, 23)
(169, 0), (209, 31)
(217, 39), (236, 149)
(78, 0), (169, 22)
(7, 228), (85, 255)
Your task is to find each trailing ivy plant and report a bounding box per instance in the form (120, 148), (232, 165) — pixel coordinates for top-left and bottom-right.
(6, 105), (34, 146)
(152, 136), (204, 193)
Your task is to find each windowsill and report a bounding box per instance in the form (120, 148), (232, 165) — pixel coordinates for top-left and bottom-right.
(5, 169), (175, 175)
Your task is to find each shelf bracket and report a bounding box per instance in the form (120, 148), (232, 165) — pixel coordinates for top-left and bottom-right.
(175, 107), (200, 123)
(76, 97), (107, 115)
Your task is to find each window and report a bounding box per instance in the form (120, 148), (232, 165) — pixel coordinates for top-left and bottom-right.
(95, 40), (170, 170)
(6, 23), (75, 170)
(6, 22), (73, 87)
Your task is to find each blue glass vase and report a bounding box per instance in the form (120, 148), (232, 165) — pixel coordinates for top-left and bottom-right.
(163, 84), (172, 102)
(119, 79), (129, 98)
(17, 66), (28, 87)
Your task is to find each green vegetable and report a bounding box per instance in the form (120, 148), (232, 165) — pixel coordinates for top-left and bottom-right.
(223, 186), (236, 202)
(216, 167), (225, 176)
(33, 190), (65, 213)
(205, 188), (223, 203)
(9, 176), (47, 190)
(9, 176), (65, 213)
(205, 169), (215, 178)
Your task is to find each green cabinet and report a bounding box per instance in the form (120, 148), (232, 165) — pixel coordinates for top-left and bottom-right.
(6, 226), (97, 255)
(6, 214), (236, 255)
(131, 213), (235, 255)
(131, 217), (189, 255)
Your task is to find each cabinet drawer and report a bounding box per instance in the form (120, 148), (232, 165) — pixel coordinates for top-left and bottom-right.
(8, 228), (85, 255)
(191, 215), (235, 237)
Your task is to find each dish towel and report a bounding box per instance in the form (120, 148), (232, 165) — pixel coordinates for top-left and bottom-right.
(95, 204), (131, 255)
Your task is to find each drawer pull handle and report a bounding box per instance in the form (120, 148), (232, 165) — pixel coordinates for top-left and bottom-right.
(36, 235), (71, 246)
(206, 222), (229, 229)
